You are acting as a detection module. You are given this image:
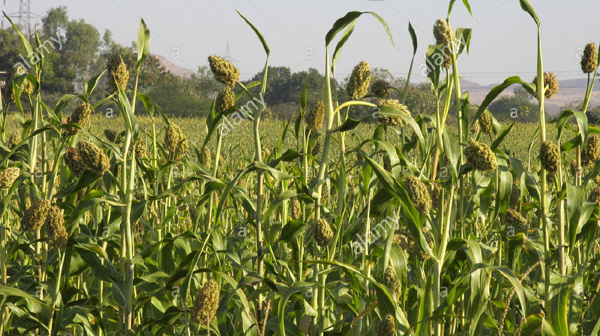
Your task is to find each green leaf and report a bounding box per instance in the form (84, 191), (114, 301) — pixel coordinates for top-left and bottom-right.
(566, 184), (595, 255)
(137, 93), (155, 119)
(136, 18), (151, 70)
(0, 285), (40, 302)
(455, 28), (472, 55)
(556, 109), (588, 147)
(331, 21), (357, 75)
(279, 220), (307, 243)
(474, 76), (531, 123)
(408, 22), (418, 54)
(251, 161), (295, 181)
(85, 71), (105, 98)
(448, 0), (474, 19)
(3, 12), (33, 56)
(325, 11), (395, 49)
(519, 0), (540, 27)
(372, 105), (425, 149)
(328, 118), (361, 133)
(547, 273), (583, 336)
(237, 10), (270, 56)
(491, 120), (516, 150)
(443, 127), (460, 182)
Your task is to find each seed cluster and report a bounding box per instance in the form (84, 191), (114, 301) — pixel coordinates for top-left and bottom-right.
(433, 19), (454, 46)
(506, 209), (527, 233)
(6, 64), (34, 102)
(21, 200), (51, 232)
(377, 99), (411, 127)
(465, 139), (497, 172)
(588, 187), (600, 203)
(200, 147), (212, 168)
(192, 279), (220, 325)
(582, 135), (600, 167)
(104, 129), (119, 143)
(135, 137), (147, 158)
(510, 181), (521, 208)
(371, 79), (391, 98)
(107, 54), (130, 92)
(64, 147), (87, 177)
(405, 176), (432, 215)
(480, 110), (493, 134)
(208, 55), (239, 88)
(306, 100), (325, 131)
(77, 141), (111, 176)
(346, 60), (371, 100)
(378, 314), (396, 336)
(291, 198), (302, 220)
(7, 131), (21, 148)
(64, 103), (93, 136)
(540, 141), (560, 177)
(0, 167), (20, 190)
(581, 42), (598, 74)
(383, 266), (402, 303)
(383, 155), (392, 172)
(215, 86), (235, 112)
(533, 72), (559, 99)
(315, 218), (334, 247)
(165, 123), (189, 158)
(46, 205), (68, 249)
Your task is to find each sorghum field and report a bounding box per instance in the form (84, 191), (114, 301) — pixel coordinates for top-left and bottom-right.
(2, 1), (600, 335)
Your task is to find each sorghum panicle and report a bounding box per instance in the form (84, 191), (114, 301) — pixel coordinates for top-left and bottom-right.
(480, 110), (493, 134)
(377, 99), (411, 127)
(533, 72), (559, 99)
(192, 279), (220, 325)
(581, 42), (598, 74)
(346, 60), (371, 100)
(465, 139), (497, 172)
(582, 135), (600, 166)
(215, 86), (235, 112)
(107, 54), (130, 92)
(405, 176), (432, 215)
(378, 315), (396, 336)
(371, 79), (391, 98)
(208, 55), (240, 88)
(0, 167), (20, 190)
(64, 147), (87, 177)
(165, 123), (189, 158)
(315, 218), (334, 247)
(77, 141), (111, 176)
(64, 103), (92, 136)
(540, 141), (560, 176)
(306, 100), (325, 131)
(21, 199), (51, 232)
(200, 147), (212, 168)
(433, 19), (454, 46)
(46, 205), (68, 249)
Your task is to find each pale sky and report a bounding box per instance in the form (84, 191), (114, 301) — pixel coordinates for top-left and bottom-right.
(2, 0), (599, 85)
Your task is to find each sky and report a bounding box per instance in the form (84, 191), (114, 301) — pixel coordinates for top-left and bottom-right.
(2, 0), (600, 86)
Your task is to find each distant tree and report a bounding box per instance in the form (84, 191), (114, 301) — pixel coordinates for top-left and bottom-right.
(489, 94), (536, 122)
(0, 29), (25, 71)
(560, 100), (583, 112)
(588, 105), (600, 124)
(513, 86), (532, 101)
(401, 82), (437, 116)
(62, 19), (100, 76)
(41, 7), (68, 42)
